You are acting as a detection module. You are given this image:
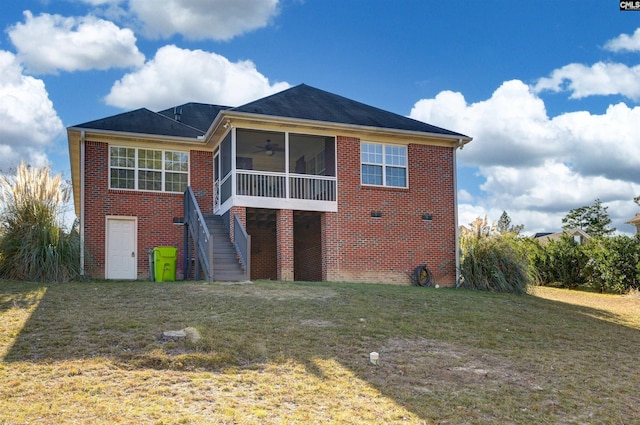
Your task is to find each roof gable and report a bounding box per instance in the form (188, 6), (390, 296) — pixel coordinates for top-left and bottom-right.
(231, 84), (468, 137)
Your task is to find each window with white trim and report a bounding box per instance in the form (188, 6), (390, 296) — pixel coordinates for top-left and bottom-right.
(360, 142), (407, 188)
(109, 147), (189, 192)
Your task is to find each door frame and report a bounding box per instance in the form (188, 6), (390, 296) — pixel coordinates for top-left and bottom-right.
(105, 215), (138, 279)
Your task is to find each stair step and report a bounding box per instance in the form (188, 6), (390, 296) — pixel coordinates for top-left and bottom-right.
(212, 254), (240, 262)
(189, 214), (247, 282)
(212, 264), (243, 270)
(213, 274), (247, 281)
(213, 253), (236, 259)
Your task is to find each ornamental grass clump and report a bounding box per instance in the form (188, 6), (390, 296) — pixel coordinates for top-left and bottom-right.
(459, 234), (530, 294)
(0, 162), (80, 282)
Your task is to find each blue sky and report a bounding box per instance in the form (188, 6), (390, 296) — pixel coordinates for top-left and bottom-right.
(1, 0), (639, 234)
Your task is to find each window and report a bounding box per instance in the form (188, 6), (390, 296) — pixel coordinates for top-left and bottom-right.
(361, 142), (407, 188)
(110, 147), (188, 192)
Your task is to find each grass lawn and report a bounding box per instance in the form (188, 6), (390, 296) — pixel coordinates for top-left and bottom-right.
(1, 280), (639, 424)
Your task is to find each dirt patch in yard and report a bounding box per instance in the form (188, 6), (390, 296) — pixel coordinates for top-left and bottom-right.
(364, 337), (542, 394)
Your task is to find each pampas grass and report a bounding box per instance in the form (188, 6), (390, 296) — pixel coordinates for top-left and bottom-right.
(459, 233), (531, 294)
(0, 162), (80, 282)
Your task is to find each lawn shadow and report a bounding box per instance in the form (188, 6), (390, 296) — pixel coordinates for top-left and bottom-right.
(0, 282), (45, 315)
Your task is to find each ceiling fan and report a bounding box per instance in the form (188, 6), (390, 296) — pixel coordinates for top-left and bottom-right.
(253, 139), (284, 156)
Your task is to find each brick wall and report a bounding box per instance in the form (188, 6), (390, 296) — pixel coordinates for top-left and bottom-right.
(83, 141), (213, 279)
(276, 209), (294, 281)
(190, 150), (214, 214)
(83, 134), (457, 285)
(329, 136), (457, 286)
(321, 211), (340, 282)
(229, 205), (246, 243)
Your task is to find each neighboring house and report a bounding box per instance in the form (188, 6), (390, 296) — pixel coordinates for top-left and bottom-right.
(626, 214), (640, 235)
(534, 228), (591, 245)
(67, 84), (472, 285)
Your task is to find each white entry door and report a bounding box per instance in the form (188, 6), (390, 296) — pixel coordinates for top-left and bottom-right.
(106, 217), (137, 279)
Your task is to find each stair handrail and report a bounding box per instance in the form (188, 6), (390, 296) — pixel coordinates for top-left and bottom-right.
(184, 187), (214, 282)
(233, 214), (251, 280)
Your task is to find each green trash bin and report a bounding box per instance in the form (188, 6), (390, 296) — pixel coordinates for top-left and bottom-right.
(153, 246), (177, 282)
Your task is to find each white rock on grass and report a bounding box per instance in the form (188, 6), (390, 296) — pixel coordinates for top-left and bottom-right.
(162, 327), (201, 344)
(163, 330), (187, 338)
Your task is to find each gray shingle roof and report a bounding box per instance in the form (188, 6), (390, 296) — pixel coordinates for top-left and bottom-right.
(157, 103), (230, 132)
(70, 84), (468, 139)
(231, 84), (468, 137)
(72, 108), (207, 138)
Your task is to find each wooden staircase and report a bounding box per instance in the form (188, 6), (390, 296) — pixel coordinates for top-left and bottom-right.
(203, 215), (247, 281)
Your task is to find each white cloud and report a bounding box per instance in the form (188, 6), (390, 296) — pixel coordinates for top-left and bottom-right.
(128, 0), (279, 40)
(0, 51), (63, 170)
(605, 28), (640, 52)
(551, 103), (640, 181)
(533, 62), (640, 100)
(8, 11), (144, 74)
(412, 80), (559, 168)
(458, 189), (473, 202)
(104, 45), (290, 110)
(478, 161), (636, 214)
(410, 80), (640, 235)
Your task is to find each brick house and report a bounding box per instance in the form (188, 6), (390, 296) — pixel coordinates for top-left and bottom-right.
(67, 84), (471, 285)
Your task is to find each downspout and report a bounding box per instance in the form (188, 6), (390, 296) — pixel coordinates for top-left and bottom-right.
(79, 131), (86, 278)
(453, 138), (463, 286)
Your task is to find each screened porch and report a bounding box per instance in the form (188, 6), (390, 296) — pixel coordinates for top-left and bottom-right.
(214, 128), (337, 214)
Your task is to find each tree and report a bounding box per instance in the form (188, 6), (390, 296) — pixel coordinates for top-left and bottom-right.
(561, 199), (615, 237)
(0, 162), (80, 281)
(496, 211), (524, 235)
(634, 195), (639, 207)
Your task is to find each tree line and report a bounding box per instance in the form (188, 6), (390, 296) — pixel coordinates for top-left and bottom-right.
(459, 199), (640, 294)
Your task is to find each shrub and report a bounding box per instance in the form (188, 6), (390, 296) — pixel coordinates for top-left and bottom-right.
(528, 235), (588, 289)
(459, 234), (530, 294)
(584, 235), (640, 294)
(0, 162), (81, 282)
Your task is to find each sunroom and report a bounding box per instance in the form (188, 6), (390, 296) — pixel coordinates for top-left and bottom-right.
(214, 128), (337, 214)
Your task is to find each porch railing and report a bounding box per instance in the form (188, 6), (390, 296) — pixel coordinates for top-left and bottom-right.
(234, 170), (336, 201)
(233, 214), (251, 279)
(289, 174), (336, 201)
(236, 171), (286, 198)
(184, 187), (214, 282)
